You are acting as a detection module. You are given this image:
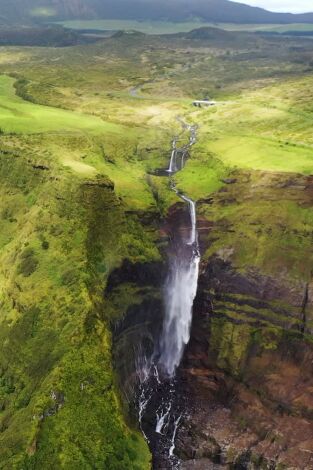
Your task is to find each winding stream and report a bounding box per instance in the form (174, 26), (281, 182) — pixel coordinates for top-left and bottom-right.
(136, 121), (200, 468)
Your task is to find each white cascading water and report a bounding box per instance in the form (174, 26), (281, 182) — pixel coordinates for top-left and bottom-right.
(168, 139), (177, 173)
(169, 415), (182, 457)
(158, 240), (200, 377)
(159, 154), (200, 377)
(180, 195), (197, 245)
(156, 402), (172, 434)
(136, 121), (199, 465)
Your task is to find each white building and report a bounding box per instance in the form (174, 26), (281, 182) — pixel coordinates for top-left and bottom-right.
(193, 100), (216, 108)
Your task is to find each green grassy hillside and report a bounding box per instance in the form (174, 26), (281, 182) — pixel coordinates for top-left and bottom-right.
(0, 51), (168, 469)
(0, 26), (313, 469)
(0, 75), (120, 134)
(0, 145), (153, 469)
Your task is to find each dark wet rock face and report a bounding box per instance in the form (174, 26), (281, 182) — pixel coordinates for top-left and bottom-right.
(200, 256), (307, 330)
(175, 170), (313, 469)
(110, 201), (199, 466)
(106, 259), (165, 293)
(107, 261), (165, 404)
(113, 296), (163, 407)
(111, 169), (313, 469)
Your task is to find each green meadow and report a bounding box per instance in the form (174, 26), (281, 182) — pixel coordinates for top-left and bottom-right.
(57, 19), (313, 35)
(174, 76), (313, 201)
(57, 19), (210, 34)
(2, 62), (312, 206)
(0, 75), (121, 134)
(1, 47), (313, 206)
(0, 75), (177, 210)
(206, 135), (313, 174)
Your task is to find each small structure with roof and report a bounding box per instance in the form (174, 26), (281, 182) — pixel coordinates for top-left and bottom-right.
(193, 98), (216, 108)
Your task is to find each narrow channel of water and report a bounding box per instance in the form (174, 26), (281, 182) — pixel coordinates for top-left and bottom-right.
(136, 121), (199, 468)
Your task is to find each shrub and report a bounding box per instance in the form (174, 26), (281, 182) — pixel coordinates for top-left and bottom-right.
(61, 269), (78, 286)
(41, 240), (49, 250)
(18, 248), (39, 277)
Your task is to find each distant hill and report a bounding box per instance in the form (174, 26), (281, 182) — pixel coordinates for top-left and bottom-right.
(1, 0), (313, 25)
(0, 25), (87, 46)
(83, 0), (313, 24)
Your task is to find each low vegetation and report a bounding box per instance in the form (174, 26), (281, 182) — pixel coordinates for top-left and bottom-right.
(0, 22), (312, 468)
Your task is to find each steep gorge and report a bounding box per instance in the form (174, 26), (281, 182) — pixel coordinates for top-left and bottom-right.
(178, 171), (313, 467)
(111, 166), (313, 469)
(2, 111), (312, 469)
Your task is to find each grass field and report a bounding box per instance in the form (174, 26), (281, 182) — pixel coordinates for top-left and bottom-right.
(180, 76), (313, 194)
(0, 75), (122, 134)
(0, 75), (179, 209)
(265, 23), (313, 33)
(1, 32), (313, 207)
(57, 19), (313, 35)
(1, 35), (312, 205)
(206, 135), (313, 174)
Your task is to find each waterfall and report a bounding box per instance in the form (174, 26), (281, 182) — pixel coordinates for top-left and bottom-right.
(160, 146), (200, 377)
(169, 415), (182, 457)
(156, 402), (172, 434)
(158, 200), (200, 377)
(180, 195), (197, 245)
(168, 139), (177, 173)
(135, 120), (199, 465)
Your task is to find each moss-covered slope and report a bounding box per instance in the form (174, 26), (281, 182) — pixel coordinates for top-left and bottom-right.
(0, 144), (154, 469)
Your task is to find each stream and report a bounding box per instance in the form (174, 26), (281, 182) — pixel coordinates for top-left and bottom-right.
(135, 121), (200, 468)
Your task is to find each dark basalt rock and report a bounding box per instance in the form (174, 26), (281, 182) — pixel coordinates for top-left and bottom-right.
(201, 255), (306, 313)
(221, 178), (237, 185)
(113, 296), (164, 404)
(30, 163), (50, 171)
(173, 171), (313, 469)
(106, 259), (166, 293)
(83, 176), (115, 190)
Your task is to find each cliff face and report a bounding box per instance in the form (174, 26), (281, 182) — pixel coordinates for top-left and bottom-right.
(177, 170), (313, 469)
(110, 168), (313, 469)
